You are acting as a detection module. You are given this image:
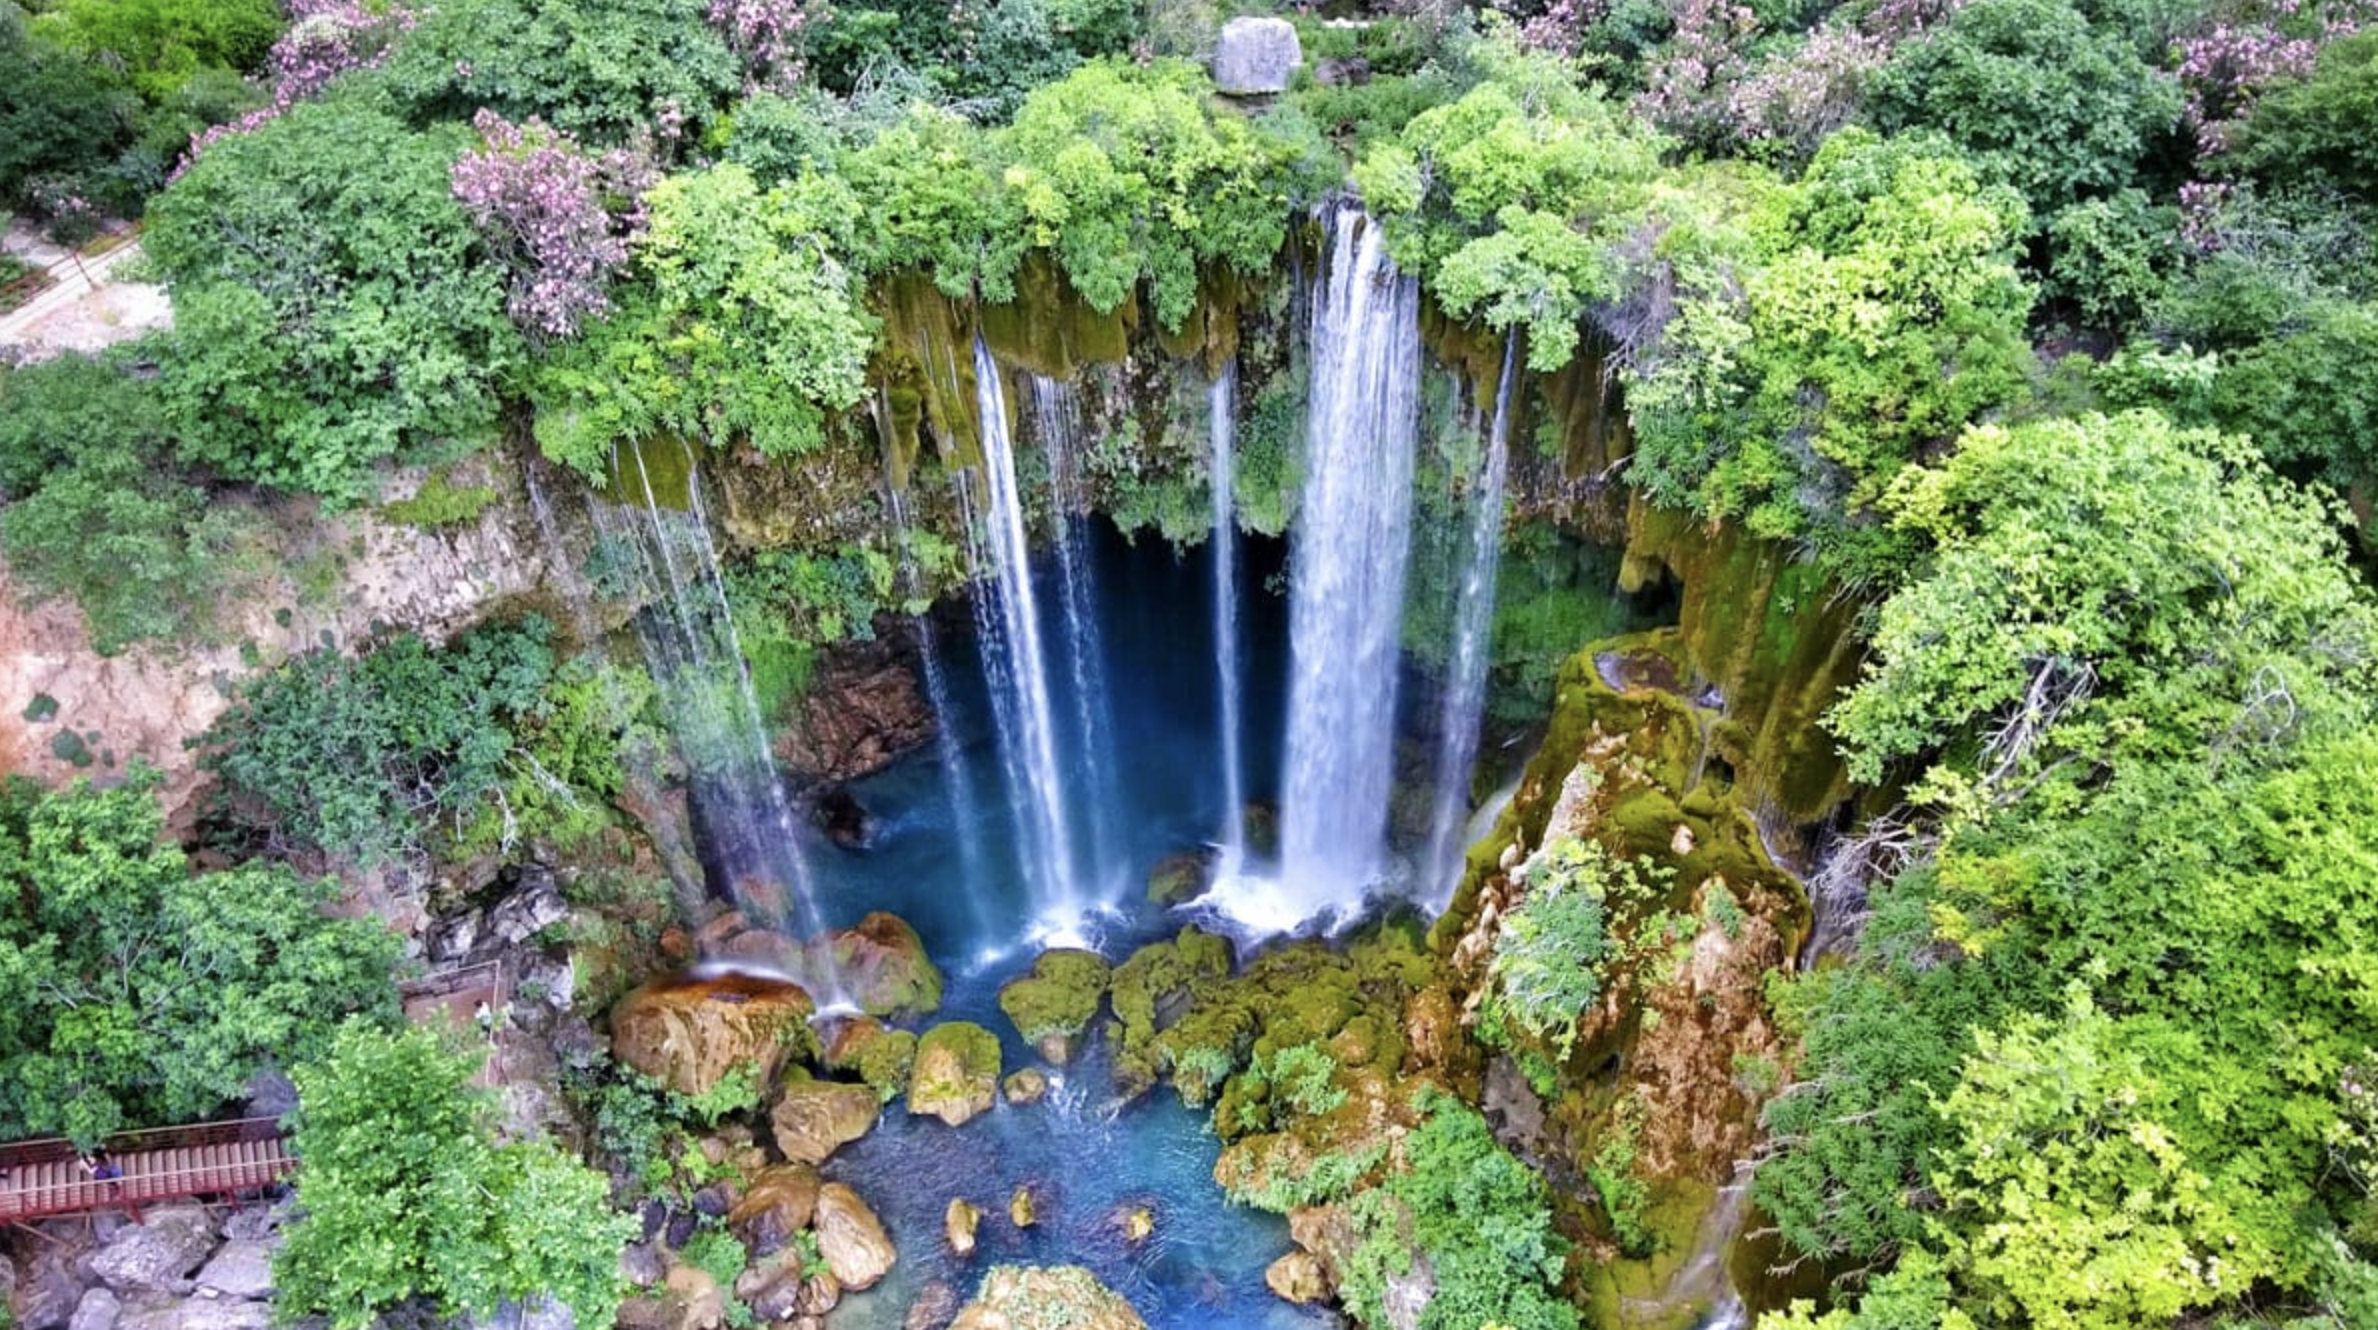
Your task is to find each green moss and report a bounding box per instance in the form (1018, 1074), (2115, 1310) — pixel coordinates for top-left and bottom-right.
(910, 1021), (1001, 1096)
(49, 731), (92, 767)
(997, 948), (1112, 1051)
(850, 1029), (918, 1104)
(604, 434), (696, 511)
(21, 693), (59, 723)
(381, 470), (498, 530)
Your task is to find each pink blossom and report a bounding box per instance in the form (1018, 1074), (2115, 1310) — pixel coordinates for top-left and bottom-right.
(451, 110), (658, 341)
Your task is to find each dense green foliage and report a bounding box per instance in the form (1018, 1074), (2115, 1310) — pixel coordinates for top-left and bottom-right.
(0, 772), (400, 1145)
(277, 1022), (633, 1330)
(145, 96), (521, 500)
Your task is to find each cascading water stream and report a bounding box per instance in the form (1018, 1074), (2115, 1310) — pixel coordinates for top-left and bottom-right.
(591, 439), (844, 1005)
(1027, 375), (1125, 895)
(1207, 361), (1247, 873)
(885, 483), (996, 946)
(963, 341), (1091, 940)
(1211, 204), (1423, 933)
(1420, 333), (1519, 905)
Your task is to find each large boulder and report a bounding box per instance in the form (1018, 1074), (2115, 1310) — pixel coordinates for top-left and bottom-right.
(727, 1164), (822, 1255)
(68, 1289), (120, 1330)
(1212, 17), (1301, 96)
(1265, 1252), (1328, 1305)
(996, 949), (1110, 1065)
(809, 912), (943, 1020)
(906, 1022), (1001, 1127)
(91, 1206), (218, 1294)
(770, 1071), (880, 1165)
(608, 970), (814, 1098)
(813, 1183), (897, 1291)
(949, 1266), (1146, 1330)
(192, 1238), (275, 1300)
(822, 1015), (918, 1102)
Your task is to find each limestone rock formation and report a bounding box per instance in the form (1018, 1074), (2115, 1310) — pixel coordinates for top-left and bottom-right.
(1001, 1068), (1048, 1105)
(949, 1266), (1146, 1330)
(1212, 17), (1301, 96)
(998, 948), (1110, 1065)
(777, 639), (935, 784)
(811, 912), (944, 1020)
(907, 1022), (1001, 1126)
(1265, 1252), (1328, 1305)
(813, 1183), (897, 1291)
(771, 1072), (880, 1165)
(91, 1206), (218, 1294)
(727, 1164), (822, 1255)
(607, 969), (814, 1098)
(944, 1198), (980, 1257)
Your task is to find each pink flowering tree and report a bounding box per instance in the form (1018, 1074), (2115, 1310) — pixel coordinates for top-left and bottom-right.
(706, 0), (819, 92)
(179, 0), (412, 173)
(2178, 0), (2377, 161)
(451, 110), (658, 342)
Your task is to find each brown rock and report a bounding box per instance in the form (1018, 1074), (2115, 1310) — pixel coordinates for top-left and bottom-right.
(727, 1164), (821, 1255)
(905, 1279), (961, 1330)
(809, 912), (944, 1020)
(944, 1198), (980, 1257)
(608, 970), (814, 1098)
(771, 1072), (880, 1165)
(949, 1266), (1145, 1330)
(658, 1263), (726, 1330)
(813, 1183), (897, 1291)
(776, 639), (934, 784)
(907, 1022), (1000, 1127)
(1002, 1068), (1048, 1105)
(1265, 1251), (1329, 1305)
(1007, 1185), (1036, 1230)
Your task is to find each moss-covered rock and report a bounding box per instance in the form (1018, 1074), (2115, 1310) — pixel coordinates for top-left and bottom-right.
(1003, 1068), (1049, 1105)
(950, 1265), (1145, 1330)
(810, 911), (943, 1020)
(771, 1068), (881, 1165)
(907, 1021), (1002, 1127)
(1144, 852), (1211, 907)
(822, 1016), (918, 1104)
(996, 948), (1111, 1065)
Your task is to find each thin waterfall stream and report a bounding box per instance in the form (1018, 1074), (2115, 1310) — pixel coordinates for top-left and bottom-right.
(1208, 361), (1248, 872)
(1421, 333), (1519, 905)
(1027, 374), (1125, 897)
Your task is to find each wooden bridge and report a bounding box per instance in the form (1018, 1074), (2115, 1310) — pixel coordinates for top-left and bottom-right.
(0, 1117), (293, 1227)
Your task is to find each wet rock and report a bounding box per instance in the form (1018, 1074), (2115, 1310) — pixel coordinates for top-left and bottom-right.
(1143, 852), (1210, 908)
(1265, 1252), (1329, 1305)
(810, 912), (943, 1020)
(690, 1184), (732, 1219)
(92, 1205), (218, 1294)
(1315, 55), (1370, 86)
(1120, 1206), (1154, 1244)
(813, 1183), (896, 1291)
(658, 1263), (725, 1330)
(1212, 16), (1301, 96)
(949, 1265), (1146, 1330)
(192, 1239), (275, 1300)
(906, 1022), (1001, 1127)
(943, 1198), (980, 1257)
(1289, 1203), (1357, 1284)
(68, 1289), (120, 1330)
(772, 1071), (881, 1164)
(1007, 1185), (1036, 1230)
(737, 1249), (836, 1321)
(728, 1164), (821, 1256)
(1001, 1068), (1048, 1106)
(664, 1209), (700, 1252)
(997, 949), (1111, 1065)
(904, 1279), (959, 1330)
(777, 640), (933, 784)
(607, 969), (814, 1098)
(812, 785), (875, 850)
(821, 1016), (917, 1102)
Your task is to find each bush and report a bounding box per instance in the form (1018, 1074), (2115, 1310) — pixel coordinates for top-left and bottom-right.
(1487, 836), (1670, 1057)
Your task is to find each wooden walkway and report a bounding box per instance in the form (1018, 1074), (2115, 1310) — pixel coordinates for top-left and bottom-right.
(0, 1118), (292, 1226)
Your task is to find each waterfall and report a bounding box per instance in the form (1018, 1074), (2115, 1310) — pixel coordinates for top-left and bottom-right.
(1226, 205), (1424, 931)
(961, 341), (1090, 938)
(1421, 334), (1519, 905)
(1026, 375), (1124, 895)
(589, 439), (844, 1003)
(1208, 361), (1247, 873)
(885, 484), (994, 943)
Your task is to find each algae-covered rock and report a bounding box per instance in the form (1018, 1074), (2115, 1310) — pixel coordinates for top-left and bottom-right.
(945, 1198), (981, 1257)
(1007, 1185), (1036, 1230)
(997, 948), (1111, 1064)
(814, 1182), (897, 1291)
(810, 912), (943, 1020)
(950, 1265), (1146, 1330)
(1143, 852), (1210, 908)
(1120, 1205), (1154, 1244)
(609, 971), (814, 1098)
(1003, 1068), (1048, 1105)
(771, 1070), (880, 1164)
(822, 1016), (918, 1103)
(907, 1022), (1001, 1126)
(1108, 925), (1233, 1091)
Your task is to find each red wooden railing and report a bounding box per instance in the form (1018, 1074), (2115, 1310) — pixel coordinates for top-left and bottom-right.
(0, 1117), (292, 1225)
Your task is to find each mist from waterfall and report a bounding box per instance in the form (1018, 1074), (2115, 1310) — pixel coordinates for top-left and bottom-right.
(1208, 361), (1248, 873)
(887, 484), (995, 942)
(1027, 375), (1125, 895)
(1212, 205), (1422, 932)
(959, 341), (1094, 941)
(1421, 333), (1519, 905)
(588, 439), (843, 1002)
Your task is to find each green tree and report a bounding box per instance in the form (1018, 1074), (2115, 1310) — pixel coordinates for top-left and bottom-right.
(376, 0), (739, 144)
(532, 163), (873, 471)
(144, 96), (521, 501)
(0, 3), (139, 210)
(0, 772), (401, 1145)
(43, 0), (280, 102)
(276, 1022), (632, 1330)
